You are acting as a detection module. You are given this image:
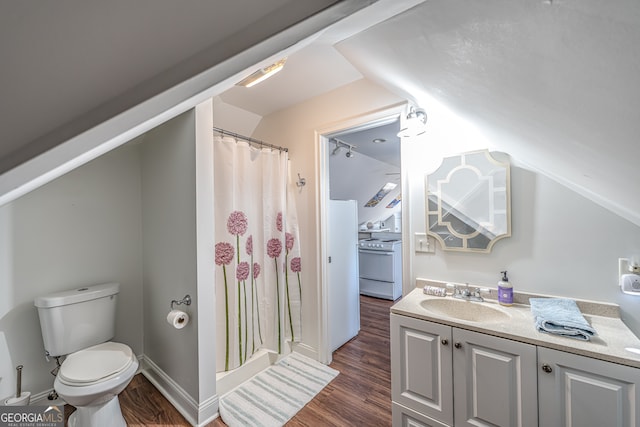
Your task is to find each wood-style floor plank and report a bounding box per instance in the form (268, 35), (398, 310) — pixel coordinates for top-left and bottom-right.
(64, 295), (393, 426)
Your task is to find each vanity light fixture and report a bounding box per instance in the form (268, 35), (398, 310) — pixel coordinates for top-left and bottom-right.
(397, 106), (427, 138)
(236, 58), (287, 88)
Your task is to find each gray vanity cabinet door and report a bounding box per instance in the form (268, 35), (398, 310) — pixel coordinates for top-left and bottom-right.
(538, 347), (640, 427)
(391, 314), (454, 426)
(452, 328), (538, 427)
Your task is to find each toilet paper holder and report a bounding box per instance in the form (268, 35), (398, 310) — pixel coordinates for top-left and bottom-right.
(171, 295), (192, 310)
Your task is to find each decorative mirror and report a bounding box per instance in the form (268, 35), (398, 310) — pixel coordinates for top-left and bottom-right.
(426, 150), (510, 252)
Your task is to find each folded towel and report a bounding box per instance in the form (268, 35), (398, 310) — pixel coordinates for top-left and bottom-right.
(529, 298), (597, 341)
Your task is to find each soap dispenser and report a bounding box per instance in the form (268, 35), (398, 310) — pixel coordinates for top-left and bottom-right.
(498, 270), (513, 306)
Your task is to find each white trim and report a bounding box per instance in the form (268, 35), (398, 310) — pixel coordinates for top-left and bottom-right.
(141, 355), (217, 427)
(194, 99), (218, 408)
(399, 103), (416, 296)
(314, 102), (408, 363)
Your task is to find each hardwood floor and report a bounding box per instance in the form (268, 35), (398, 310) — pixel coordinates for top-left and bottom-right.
(64, 295), (394, 426)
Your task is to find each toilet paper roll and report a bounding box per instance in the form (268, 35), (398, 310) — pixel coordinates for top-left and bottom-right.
(167, 310), (189, 329)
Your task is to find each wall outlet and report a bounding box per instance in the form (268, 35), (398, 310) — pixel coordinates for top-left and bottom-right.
(619, 258), (640, 295)
(621, 274), (640, 294)
(415, 232), (435, 253)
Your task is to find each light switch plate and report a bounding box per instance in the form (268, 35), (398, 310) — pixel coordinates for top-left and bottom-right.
(414, 232), (435, 253)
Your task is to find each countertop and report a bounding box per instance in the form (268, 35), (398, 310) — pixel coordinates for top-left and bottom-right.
(391, 280), (640, 369)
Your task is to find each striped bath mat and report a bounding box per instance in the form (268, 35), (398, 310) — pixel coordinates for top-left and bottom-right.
(219, 352), (338, 426)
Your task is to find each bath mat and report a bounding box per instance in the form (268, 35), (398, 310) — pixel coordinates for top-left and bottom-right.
(219, 352), (338, 427)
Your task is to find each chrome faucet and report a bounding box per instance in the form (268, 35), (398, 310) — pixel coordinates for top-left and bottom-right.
(453, 284), (485, 302)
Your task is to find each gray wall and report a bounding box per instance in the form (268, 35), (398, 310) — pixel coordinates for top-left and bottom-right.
(0, 146), (144, 400)
(0, 107), (212, 411)
(140, 110), (200, 400)
(409, 160), (640, 335)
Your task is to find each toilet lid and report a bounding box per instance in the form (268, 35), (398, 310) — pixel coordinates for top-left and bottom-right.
(59, 342), (134, 385)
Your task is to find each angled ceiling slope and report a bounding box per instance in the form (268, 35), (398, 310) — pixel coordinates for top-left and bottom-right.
(332, 0), (640, 226)
(0, 0), (378, 206)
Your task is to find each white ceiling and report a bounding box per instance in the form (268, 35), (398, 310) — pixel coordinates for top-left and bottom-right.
(219, 0), (640, 226)
(1, 0), (639, 226)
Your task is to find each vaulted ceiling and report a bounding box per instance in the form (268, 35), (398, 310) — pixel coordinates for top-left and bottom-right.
(221, 0), (640, 226)
(1, 0), (639, 226)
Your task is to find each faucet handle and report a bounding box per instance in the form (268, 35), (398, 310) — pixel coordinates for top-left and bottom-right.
(445, 283), (458, 296)
(473, 288), (491, 299)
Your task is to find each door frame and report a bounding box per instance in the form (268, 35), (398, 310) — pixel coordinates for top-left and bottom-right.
(314, 101), (410, 363)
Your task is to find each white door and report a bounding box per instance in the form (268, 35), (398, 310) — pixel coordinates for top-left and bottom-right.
(328, 199), (360, 352)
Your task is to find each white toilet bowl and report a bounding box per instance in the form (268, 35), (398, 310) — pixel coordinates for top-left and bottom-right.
(54, 341), (138, 427)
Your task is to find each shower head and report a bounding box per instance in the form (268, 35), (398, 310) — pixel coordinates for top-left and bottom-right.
(346, 148), (354, 158)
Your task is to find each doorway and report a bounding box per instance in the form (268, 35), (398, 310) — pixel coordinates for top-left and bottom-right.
(317, 103), (408, 363)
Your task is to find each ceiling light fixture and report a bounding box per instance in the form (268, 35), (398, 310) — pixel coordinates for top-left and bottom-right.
(397, 106), (427, 138)
(331, 138), (356, 158)
(236, 58), (287, 88)
(372, 138), (387, 144)
(346, 147), (354, 158)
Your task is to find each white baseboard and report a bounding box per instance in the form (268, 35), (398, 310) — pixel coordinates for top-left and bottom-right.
(141, 355), (219, 427)
(291, 342), (319, 361)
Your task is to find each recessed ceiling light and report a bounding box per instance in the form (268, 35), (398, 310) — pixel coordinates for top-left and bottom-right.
(372, 138), (387, 144)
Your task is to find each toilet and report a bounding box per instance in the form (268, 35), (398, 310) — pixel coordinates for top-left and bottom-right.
(35, 283), (138, 427)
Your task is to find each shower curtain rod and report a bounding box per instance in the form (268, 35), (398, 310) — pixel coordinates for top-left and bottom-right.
(213, 127), (288, 152)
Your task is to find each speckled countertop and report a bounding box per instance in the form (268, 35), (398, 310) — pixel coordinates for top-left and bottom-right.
(391, 279), (640, 369)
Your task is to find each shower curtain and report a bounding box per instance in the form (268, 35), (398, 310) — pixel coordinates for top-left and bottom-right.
(214, 134), (302, 372)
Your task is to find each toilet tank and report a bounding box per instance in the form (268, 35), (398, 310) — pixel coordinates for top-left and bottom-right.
(34, 283), (120, 357)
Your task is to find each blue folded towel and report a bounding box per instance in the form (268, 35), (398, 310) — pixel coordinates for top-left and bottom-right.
(529, 298), (597, 341)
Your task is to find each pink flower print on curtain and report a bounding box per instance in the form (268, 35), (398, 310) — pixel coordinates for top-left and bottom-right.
(227, 210), (248, 365)
(227, 210), (248, 236)
(284, 231), (296, 342)
(252, 261), (263, 349)
(291, 256), (302, 296)
(213, 134), (292, 372)
(267, 237), (283, 353)
(215, 241), (234, 371)
(245, 235), (260, 353)
(236, 261), (250, 361)
(236, 262), (250, 280)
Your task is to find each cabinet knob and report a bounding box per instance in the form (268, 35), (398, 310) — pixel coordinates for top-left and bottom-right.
(454, 342), (462, 349)
(541, 363), (553, 373)
(441, 339), (448, 346)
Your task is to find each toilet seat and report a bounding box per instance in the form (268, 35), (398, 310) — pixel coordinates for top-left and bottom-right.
(58, 342), (135, 386)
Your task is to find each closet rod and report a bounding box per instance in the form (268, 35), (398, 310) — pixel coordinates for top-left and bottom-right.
(213, 127), (288, 152)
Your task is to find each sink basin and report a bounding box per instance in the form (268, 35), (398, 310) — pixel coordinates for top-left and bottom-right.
(419, 298), (511, 323)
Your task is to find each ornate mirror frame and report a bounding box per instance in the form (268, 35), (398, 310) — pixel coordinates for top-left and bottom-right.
(425, 150), (511, 253)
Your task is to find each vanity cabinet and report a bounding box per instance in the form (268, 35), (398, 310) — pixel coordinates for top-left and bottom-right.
(391, 314), (538, 427)
(538, 347), (640, 427)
